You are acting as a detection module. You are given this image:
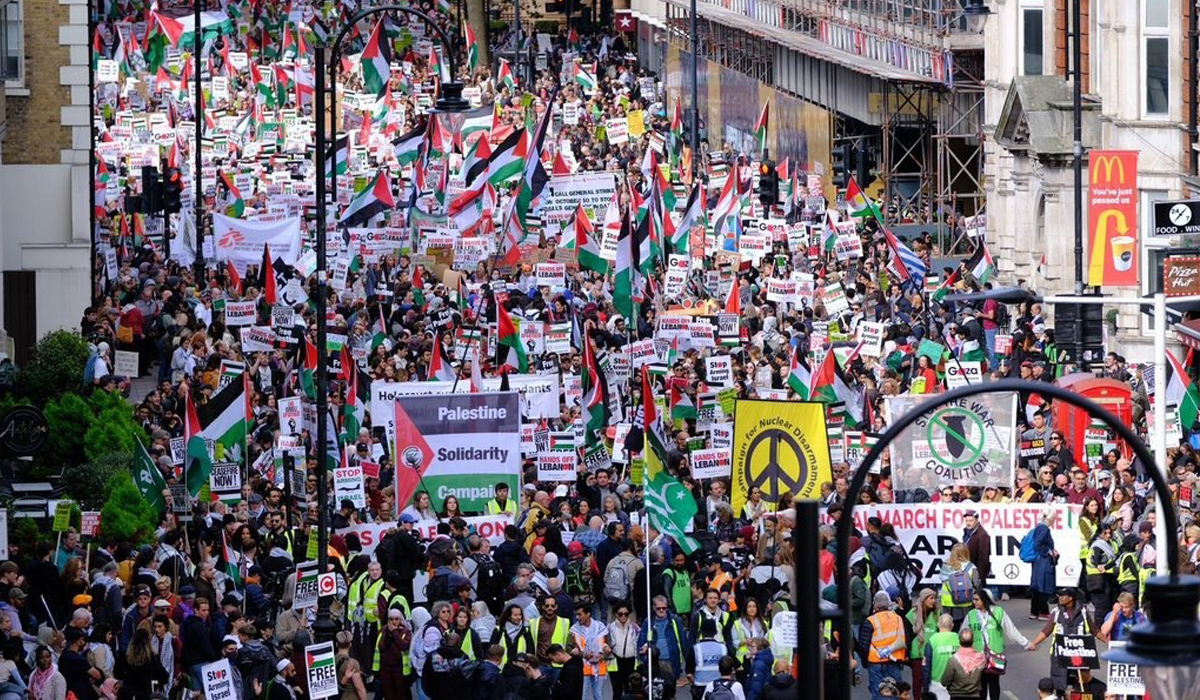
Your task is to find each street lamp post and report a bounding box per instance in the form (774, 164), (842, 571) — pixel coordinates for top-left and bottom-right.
(312, 7), (467, 644)
(825, 378), (1188, 699)
(689, 0), (699, 176)
(194, 0), (206, 282)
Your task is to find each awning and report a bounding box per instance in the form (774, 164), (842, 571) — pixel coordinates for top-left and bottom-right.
(661, 0), (943, 84)
(1177, 319), (1200, 351)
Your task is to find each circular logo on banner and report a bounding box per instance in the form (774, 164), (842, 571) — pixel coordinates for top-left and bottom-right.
(742, 428), (811, 501)
(1004, 563), (1020, 580)
(925, 407), (987, 469)
(318, 573), (337, 597)
(0, 407), (48, 457)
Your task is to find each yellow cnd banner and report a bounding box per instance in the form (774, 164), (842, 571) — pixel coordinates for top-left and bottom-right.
(732, 400), (832, 514)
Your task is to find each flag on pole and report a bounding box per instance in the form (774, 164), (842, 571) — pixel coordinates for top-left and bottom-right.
(643, 368), (699, 554)
(340, 169), (395, 227)
(133, 437), (167, 514)
(1166, 349), (1200, 433)
(574, 204), (609, 275)
(496, 304), (528, 373)
(753, 103), (769, 154)
(429, 333), (457, 381)
(361, 19), (393, 96)
(581, 330), (611, 447)
(846, 177), (881, 220)
(787, 347), (812, 399)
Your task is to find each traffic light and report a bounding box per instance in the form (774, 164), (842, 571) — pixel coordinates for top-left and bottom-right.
(141, 166), (162, 214)
(162, 167), (184, 214)
(757, 160), (778, 208)
(831, 142), (851, 190)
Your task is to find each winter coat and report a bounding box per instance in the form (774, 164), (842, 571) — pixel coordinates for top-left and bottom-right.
(1030, 523), (1058, 595)
(745, 648), (774, 700)
(759, 672), (797, 700)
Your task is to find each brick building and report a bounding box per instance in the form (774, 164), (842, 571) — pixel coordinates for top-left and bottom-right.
(1, 0), (91, 362)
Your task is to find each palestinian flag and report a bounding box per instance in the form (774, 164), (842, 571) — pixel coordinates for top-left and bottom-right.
(788, 347), (812, 399)
(340, 169), (395, 227)
(429, 44), (449, 84)
(361, 19), (392, 96)
(581, 330), (610, 446)
(429, 333), (457, 381)
(461, 133), (493, 188)
(846, 177), (881, 220)
(341, 358), (369, 443)
(574, 61), (597, 92)
(643, 367), (699, 554)
(464, 22), (480, 71)
(1166, 350), (1200, 434)
(496, 304), (528, 373)
(966, 241), (996, 284)
(326, 134), (349, 177)
(299, 336), (318, 399)
(133, 437), (167, 514)
(575, 204), (609, 275)
(225, 261), (242, 296)
(613, 211), (635, 317)
(669, 380), (697, 421)
(487, 127), (528, 187)
(183, 392), (212, 496)
(199, 373), (248, 465)
(811, 351), (864, 424)
(371, 305), (390, 351)
(673, 182), (705, 255)
(219, 172), (244, 217)
(392, 124), (425, 167)
(753, 103), (769, 153)
(724, 276), (740, 316)
(144, 12), (184, 73)
(220, 530), (242, 588)
(251, 62), (274, 108)
(497, 59), (516, 90)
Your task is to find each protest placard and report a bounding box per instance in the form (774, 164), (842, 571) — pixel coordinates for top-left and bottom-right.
(690, 448), (732, 479)
(706, 356), (733, 386)
(225, 300), (256, 326)
(201, 659), (236, 700)
(114, 350), (139, 378)
(537, 451), (577, 481)
(334, 463), (365, 508)
(606, 118), (629, 145)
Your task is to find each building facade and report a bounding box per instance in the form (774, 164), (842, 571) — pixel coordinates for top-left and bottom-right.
(1, 0), (92, 363)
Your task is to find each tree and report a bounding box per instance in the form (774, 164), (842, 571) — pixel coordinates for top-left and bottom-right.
(16, 331), (90, 404)
(99, 471), (160, 544)
(61, 453), (130, 511)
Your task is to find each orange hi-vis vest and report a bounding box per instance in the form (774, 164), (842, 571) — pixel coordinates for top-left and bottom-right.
(866, 611), (908, 664)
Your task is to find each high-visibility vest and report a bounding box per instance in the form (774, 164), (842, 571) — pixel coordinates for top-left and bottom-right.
(708, 571), (738, 612)
(373, 623), (414, 674)
(731, 618), (768, 662)
(486, 498), (517, 517)
(494, 627), (533, 666)
(573, 628), (616, 675)
(348, 573), (386, 624)
(663, 569), (693, 614)
(1138, 567), (1152, 604)
(457, 629), (477, 660)
(1079, 519), (1096, 562)
(540, 617), (570, 667)
(866, 611), (908, 663)
(1086, 539), (1116, 576)
(378, 588), (411, 622)
(1116, 551), (1140, 585)
(694, 608), (731, 645)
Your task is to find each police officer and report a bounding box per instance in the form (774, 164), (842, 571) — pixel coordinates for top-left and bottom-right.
(687, 618), (725, 700)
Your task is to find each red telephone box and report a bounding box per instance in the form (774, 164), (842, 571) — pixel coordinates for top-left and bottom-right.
(1051, 374), (1134, 470)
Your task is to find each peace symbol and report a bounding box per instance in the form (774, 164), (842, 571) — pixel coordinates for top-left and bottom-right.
(1004, 563), (1019, 580)
(744, 428), (806, 500)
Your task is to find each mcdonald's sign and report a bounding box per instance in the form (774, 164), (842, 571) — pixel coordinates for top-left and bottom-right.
(1087, 151), (1138, 287)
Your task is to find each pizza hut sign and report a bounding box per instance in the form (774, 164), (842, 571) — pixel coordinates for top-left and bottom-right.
(1164, 256), (1200, 297)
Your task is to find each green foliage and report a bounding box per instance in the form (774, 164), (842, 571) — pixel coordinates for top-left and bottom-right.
(11, 516), (44, 554)
(61, 453), (130, 511)
(42, 393), (90, 468)
(533, 20), (559, 33)
(99, 471), (160, 545)
(488, 20), (509, 33)
(16, 331), (90, 403)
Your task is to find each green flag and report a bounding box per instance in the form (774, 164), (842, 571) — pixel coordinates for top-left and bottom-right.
(133, 437), (167, 514)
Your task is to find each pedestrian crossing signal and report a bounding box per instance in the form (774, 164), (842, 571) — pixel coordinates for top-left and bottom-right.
(758, 161), (778, 207)
(163, 167), (183, 214)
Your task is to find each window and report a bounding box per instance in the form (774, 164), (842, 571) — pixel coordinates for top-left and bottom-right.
(1021, 6), (1044, 76)
(1, 0), (21, 86)
(1143, 0), (1169, 116)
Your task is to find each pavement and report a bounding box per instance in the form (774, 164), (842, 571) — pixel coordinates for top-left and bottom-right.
(851, 595), (1117, 699)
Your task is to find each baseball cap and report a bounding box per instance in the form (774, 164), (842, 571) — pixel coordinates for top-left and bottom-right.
(567, 541), (584, 558)
(72, 594), (93, 607)
(154, 599), (171, 609)
(8, 588), (25, 601)
(400, 513), (419, 524)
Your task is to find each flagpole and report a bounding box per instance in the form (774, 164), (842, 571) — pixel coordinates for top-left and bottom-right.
(450, 293), (486, 393)
(194, 0), (205, 282)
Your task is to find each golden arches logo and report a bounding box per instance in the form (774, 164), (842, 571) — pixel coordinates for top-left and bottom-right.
(1091, 155), (1126, 185)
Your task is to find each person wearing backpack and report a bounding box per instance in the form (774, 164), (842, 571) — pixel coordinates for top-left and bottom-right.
(939, 543), (979, 630)
(700, 655), (745, 700)
(413, 601), (454, 700)
(1025, 512), (1059, 620)
(602, 542), (642, 623)
(564, 542), (598, 615)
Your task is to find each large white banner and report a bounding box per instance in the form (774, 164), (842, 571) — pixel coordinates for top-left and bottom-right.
(541, 172), (618, 224)
(821, 502), (1082, 587)
(212, 213), (303, 273)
